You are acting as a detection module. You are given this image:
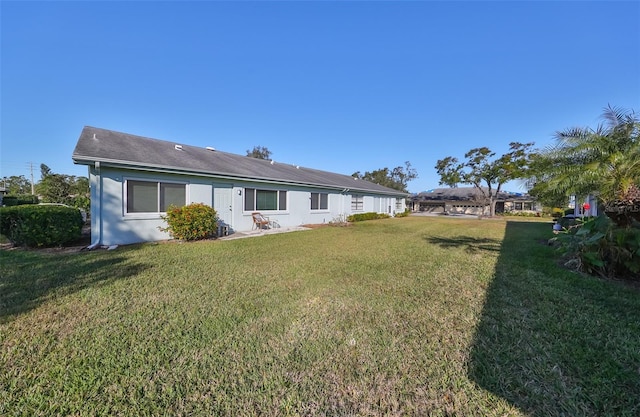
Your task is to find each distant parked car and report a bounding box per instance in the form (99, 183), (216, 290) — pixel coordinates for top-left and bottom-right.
(38, 203), (87, 223)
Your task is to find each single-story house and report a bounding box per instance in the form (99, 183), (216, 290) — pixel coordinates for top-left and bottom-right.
(72, 126), (408, 246)
(410, 187), (541, 215)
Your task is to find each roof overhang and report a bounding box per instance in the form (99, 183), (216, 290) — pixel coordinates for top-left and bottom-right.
(73, 156), (409, 197)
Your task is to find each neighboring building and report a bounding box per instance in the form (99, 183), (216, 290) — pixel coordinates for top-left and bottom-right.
(72, 126), (408, 246)
(410, 187), (540, 215)
(569, 194), (599, 217)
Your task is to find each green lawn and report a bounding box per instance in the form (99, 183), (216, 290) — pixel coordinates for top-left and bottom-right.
(1, 217), (639, 416)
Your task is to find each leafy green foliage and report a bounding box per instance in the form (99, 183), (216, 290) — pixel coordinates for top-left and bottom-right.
(347, 212), (391, 222)
(1, 175), (32, 194)
(528, 105), (639, 219)
(497, 210), (543, 218)
(37, 173), (71, 203)
(159, 203), (218, 241)
(394, 208), (411, 217)
(352, 161), (418, 192)
(36, 164), (90, 209)
(69, 194), (91, 213)
(2, 194), (39, 206)
(0, 205), (82, 247)
(552, 215), (640, 280)
(246, 145), (272, 160)
(435, 142), (535, 216)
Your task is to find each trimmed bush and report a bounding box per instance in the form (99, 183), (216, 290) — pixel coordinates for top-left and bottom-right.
(159, 203), (218, 241)
(2, 194), (39, 206)
(395, 208), (410, 218)
(70, 195), (91, 213)
(0, 205), (83, 247)
(499, 211), (543, 218)
(347, 212), (391, 222)
(548, 207), (565, 218)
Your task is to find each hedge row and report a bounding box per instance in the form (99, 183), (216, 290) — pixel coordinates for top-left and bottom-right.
(0, 205), (83, 247)
(347, 212), (391, 222)
(2, 194), (39, 206)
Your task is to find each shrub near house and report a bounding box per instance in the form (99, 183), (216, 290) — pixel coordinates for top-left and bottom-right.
(0, 205), (83, 247)
(347, 212), (391, 222)
(159, 203), (218, 241)
(552, 215), (640, 281)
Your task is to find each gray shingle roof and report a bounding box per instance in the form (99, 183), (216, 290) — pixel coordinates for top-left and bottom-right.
(72, 126), (406, 196)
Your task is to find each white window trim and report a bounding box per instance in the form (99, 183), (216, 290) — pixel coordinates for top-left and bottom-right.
(243, 187), (288, 213)
(123, 177), (189, 218)
(310, 192), (329, 212)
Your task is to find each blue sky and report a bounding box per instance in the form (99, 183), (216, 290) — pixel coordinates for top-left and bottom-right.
(2, 1), (639, 193)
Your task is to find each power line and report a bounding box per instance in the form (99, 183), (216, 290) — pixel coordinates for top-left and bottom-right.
(0, 162), (37, 195)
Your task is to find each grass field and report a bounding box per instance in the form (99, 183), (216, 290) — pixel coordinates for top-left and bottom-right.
(1, 217), (639, 416)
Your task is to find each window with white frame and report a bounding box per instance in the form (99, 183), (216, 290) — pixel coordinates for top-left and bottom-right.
(351, 195), (363, 211)
(126, 180), (186, 213)
(395, 198), (404, 211)
(244, 188), (287, 211)
(310, 192), (328, 210)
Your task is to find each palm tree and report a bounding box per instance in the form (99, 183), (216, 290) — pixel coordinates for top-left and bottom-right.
(528, 105), (640, 226)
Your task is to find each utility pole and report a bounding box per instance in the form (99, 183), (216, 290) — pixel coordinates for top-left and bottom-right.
(30, 162), (35, 195)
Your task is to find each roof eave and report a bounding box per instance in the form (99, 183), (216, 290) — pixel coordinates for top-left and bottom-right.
(73, 156), (407, 196)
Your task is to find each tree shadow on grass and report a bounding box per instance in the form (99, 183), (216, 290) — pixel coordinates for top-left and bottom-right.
(0, 249), (149, 323)
(425, 235), (502, 253)
(468, 221), (640, 416)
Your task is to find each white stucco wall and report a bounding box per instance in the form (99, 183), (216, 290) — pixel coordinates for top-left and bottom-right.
(89, 166), (404, 246)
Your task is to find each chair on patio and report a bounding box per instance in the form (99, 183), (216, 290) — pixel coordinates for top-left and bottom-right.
(251, 212), (271, 230)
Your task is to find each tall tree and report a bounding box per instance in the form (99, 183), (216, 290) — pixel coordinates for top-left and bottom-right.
(353, 161), (418, 192)
(40, 163), (52, 178)
(435, 142), (534, 217)
(35, 165), (90, 209)
(72, 176), (90, 197)
(527, 105), (639, 226)
(2, 175), (32, 195)
(246, 146), (272, 160)
(37, 174), (73, 204)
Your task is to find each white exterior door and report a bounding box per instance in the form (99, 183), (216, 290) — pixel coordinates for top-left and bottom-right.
(213, 185), (233, 229)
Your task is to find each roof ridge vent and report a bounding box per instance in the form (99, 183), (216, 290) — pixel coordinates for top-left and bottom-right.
(175, 144), (183, 151)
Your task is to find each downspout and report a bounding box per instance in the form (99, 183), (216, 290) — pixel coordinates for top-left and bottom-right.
(342, 188), (350, 217)
(87, 161), (102, 249)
